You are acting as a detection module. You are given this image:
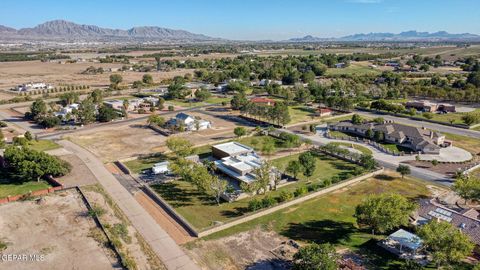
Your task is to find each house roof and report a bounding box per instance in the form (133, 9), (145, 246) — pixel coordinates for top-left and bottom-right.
(176, 112), (194, 121)
(416, 199), (480, 245)
(213, 142), (253, 156)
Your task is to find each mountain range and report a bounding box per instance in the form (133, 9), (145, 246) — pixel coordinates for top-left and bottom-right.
(1, 20), (479, 43)
(0, 20), (219, 43)
(289, 31), (480, 42)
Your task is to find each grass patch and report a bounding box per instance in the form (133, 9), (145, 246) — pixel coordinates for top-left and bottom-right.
(0, 179), (51, 198)
(235, 135), (288, 153)
(151, 153), (362, 230)
(330, 142), (373, 155)
(326, 64), (381, 76)
(289, 106), (317, 124)
(202, 175), (433, 269)
(27, 140), (61, 152)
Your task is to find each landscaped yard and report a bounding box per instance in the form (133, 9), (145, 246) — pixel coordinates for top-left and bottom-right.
(151, 152), (363, 230)
(0, 179), (51, 198)
(201, 174), (436, 269)
(288, 106), (317, 124)
(27, 140), (61, 152)
(235, 135), (289, 153)
(326, 63), (381, 76)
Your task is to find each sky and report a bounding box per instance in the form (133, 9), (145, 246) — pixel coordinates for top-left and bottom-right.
(1, 0), (479, 41)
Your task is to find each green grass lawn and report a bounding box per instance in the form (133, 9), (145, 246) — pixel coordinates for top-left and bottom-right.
(414, 109), (480, 125)
(289, 106), (317, 124)
(330, 142), (373, 155)
(27, 140), (61, 152)
(201, 175), (434, 269)
(0, 179), (51, 198)
(166, 97), (230, 108)
(235, 135), (288, 153)
(326, 64), (381, 76)
(151, 152), (362, 230)
(328, 130), (354, 139)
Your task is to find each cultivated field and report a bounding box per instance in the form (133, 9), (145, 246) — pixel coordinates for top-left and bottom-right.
(0, 189), (118, 270)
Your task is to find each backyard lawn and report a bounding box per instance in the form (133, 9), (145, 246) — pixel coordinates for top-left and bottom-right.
(235, 135), (289, 153)
(202, 174), (436, 269)
(326, 63), (381, 76)
(151, 152), (363, 230)
(166, 97), (230, 108)
(288, 106), (317, 124)
(27, 140), (61, 152)
(0, 179), (51, 198)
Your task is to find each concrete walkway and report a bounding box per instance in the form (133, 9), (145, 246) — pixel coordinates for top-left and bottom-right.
(58, 140), (200, 270)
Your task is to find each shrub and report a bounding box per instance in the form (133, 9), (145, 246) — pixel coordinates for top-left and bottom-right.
(324, 178), (333, 187)
(331, 176), (340, 183)
(248, 199), (262, 212)
(277, 191), (294, 202)
(294, 186), (308, 197)
(261, 196), (277, 208)
(168, 105), (175, 111)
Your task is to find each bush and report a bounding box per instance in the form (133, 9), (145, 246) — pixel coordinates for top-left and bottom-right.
(331, 176), (340, 183)
(261, 196), (277, 208)
(248, 199), (262, 212)
(0, 121), (7, 128)
(277, 191), (294, 202)
(294, 186), (308, 197)
(138, 108), (146, 114)
(168, 105), (175, 111)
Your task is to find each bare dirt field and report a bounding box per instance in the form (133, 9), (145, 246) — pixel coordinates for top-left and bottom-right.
(0, 60), (194, 92)
(81, 185), (166, 270)
(0, 189), (119, 270)
(68, 109), (250, 162)
(52, 152), (98, 188)
(185, 227), (296, 270)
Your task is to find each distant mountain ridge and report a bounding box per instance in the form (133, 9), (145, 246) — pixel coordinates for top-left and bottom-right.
(0, 20), (218, 42)
(289, 30), (480, 42)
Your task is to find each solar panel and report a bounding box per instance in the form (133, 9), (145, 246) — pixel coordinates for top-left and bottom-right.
(428, 210), (452, 222)
(435, 208), (452, 216)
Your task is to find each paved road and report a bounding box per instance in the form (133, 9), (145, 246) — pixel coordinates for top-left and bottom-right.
(282, 128), (454, 186)
(58, 140), (200, 270)
(354, 110), (480, 139)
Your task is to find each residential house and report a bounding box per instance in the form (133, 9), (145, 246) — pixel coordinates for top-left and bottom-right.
(54, 103), (80, 121)
(15, 82), (53, 92)
(413, 199), (480, 252)
(212, 142), (278, 185)
(316, 107), (333, 117)
(328, 121), (446, 154)
(167, 113), (211, 131)
(151, 155), (199, 175)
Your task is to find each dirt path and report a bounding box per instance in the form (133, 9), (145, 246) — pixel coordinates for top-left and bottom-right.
(135, 192), (195, 245)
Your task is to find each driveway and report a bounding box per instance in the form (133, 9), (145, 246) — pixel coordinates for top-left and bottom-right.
(58, 140), (200, 270)
(284, 126), (455, 186)
(354, 110), (480, 139)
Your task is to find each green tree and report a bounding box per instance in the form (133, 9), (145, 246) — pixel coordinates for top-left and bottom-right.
(286, 160), (302, 180)
(194, 87), (212, 101)
(233, 127), (247, 137)
(299, 152), (316, 177)
(351, 114), (363, 124)
(166, 137), (193, 157)
(0, 130), (5, 149)
(374, 130), (384, 142)
(293, 243), (338, 270)
(418, 220), (474, 267)
(354, 193), (416, 234)
(28, 99), (47, 119)
(396, 164), (411, 178)
(453, 175), (480, 203)
(166, 83), (187, 99)
(142, 74), (154, 85)
(422, 112), (434, 120)
(365, 128), (374, 139)
(90, 89), (103, 104)
(230, 92), (248, 110)
(261, 137), (276, 155)
(78, 98), (97, 125)
(359, 154), (376, 170)
(97, 106), (118, 122)
(462, 113), (479, 126)
(147, 115), (165, 127)
(157, 97), (165, 110)
(252, 162), (272, 194)
(109, 74), (123, 89)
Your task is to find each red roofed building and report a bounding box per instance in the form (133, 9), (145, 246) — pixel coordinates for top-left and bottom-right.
(250, 97), (276, 106)
(316, 107), (333, 117)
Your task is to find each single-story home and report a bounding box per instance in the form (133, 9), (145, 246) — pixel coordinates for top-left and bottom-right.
(167, 113), (212, 131)
(406, 100), (456, 113)
(316, 107), (333, 117)
(250, 97), (276, 106)
(328, 121), (446, 154)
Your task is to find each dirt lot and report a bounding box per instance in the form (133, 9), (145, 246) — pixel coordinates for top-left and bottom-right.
(52, 151), (98, 188)
(0, 189), (118, 270)
(81, 185), (165, 270)
(0, 60), (194, 92)
(68, 109), (250, 162)
(185, 227), (296, 270)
